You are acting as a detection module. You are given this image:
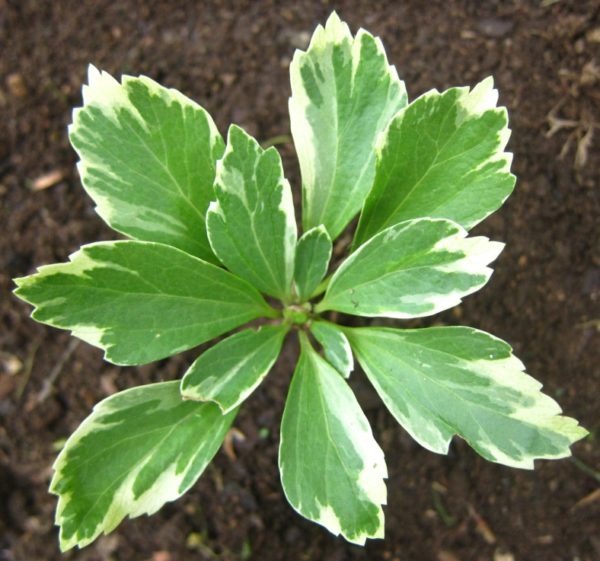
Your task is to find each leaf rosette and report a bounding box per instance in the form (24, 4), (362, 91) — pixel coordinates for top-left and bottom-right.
(14, 11), (587, 551)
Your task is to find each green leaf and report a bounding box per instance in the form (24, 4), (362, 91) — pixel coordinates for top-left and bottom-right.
(354, 78), (515, 247)
(14, 241), (275, 365)
(70, 66), (224, 263)
(290, 12), (407, 239)
(207, 125), (297, 301)
(310, 321), (353, 378)
(294, 225), (332, 302)
(279, 332), (386, 545)
(51, 381), (236, 551)
(346, 327), (588, 468)
(316, 218), (503, 318)
(180, 325), (288, 413)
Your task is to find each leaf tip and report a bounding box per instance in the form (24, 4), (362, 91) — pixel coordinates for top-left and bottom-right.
(324, 10), (343, 31)
(86, 62), (101, 84)
(227, 122), (246, 139)
(12, 275), (26, 290)
(80, 64), (124, 110)
(321, 10), (352, 45)
(58, 537), (74, 553)
(467, 75), (499, 113)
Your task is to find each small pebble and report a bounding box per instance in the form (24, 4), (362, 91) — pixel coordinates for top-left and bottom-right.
(477, 18), (514, 38)
(6, 73), (27, 97)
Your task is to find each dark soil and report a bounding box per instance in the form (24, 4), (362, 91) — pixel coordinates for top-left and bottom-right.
(1, 1), (599, 560)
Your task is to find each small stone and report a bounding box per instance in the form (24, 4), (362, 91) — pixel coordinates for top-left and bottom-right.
(477, 18), (514, 38)
(581, 60), (600, 87)
(574, 38), (585, 54)
(493, 549), (515, 561)
(438, 550), (461, 561)
(100, 371), (118, 396)
(536, 534), (554, 545)
(221, 73), (236, 87)
(586, 27), (600, 43)
(32, 169), (65, 191)
(288, 30), (311, 49)
(7, 73), (27, 97)
(1, 354), (22, 376)
(451, 306), (463, 319)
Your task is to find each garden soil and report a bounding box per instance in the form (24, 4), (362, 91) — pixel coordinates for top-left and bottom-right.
(1, 1), (599, 560)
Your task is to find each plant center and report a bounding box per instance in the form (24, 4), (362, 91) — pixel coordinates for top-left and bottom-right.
(283, 303), (313, 326)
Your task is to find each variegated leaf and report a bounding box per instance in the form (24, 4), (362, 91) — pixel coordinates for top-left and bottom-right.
(294, 225), (332, 302)
(310, 321), (353, 378)
(290, 12), (407, 239)
(316, 218), (503, 318)
(279, 332), (387, 545)
(14, 241), (275, 365)
(70, 65), (224, 262)
(354, 78), (515, 247)
(51, 382), (236, 550)
(180, 325), (288, 413)
(347, 326), (588, 468)
(207, 125), (297, 301)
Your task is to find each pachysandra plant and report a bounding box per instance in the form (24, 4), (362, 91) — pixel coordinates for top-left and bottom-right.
(14, 12), (587, 550)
